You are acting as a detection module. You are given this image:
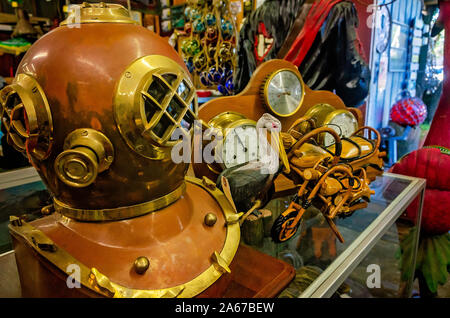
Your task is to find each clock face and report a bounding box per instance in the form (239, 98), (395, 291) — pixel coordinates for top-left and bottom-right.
(222, 125), (259, 169)
(265, 70), (304, 117)
(323, 110), (358, 147)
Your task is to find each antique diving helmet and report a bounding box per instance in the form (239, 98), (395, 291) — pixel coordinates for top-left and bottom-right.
(3, 2), (239, 297)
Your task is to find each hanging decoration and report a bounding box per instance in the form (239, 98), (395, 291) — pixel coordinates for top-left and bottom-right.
(181, 0), (237, 95)
(390, 91), (427, 127)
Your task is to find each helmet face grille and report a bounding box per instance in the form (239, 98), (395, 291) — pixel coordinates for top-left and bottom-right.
(0, 73), (53, 160)
(114, 55), (198, 160)
(142, 72), (196, 145)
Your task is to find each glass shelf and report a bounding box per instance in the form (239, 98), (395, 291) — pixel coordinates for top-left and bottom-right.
(0, 167), (48, 254)
(249, 172), (426, 298)
(0, 168), (426, 298)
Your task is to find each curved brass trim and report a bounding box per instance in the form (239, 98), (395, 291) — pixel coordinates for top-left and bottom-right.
(262, 68), (306, 118)
(304, 103), (337, 127)
(54, 182), (186, 222)
(207, 111), (248, 130)
(9, 176), (240, 298)
(0, 73), (53, 160)
(224, 118), (257, 133)
(60, 3), (138, 26)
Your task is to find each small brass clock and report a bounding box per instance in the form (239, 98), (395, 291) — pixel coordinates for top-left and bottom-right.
(207, 112), (261, 170)
(261, 68), (305, 117)
(304, 103), (337, 127)
(304, 104), (359, 147)
(322, 109), (359, 147)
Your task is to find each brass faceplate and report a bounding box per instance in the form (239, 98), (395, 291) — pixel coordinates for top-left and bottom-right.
(0, 73), (53, 161)
(60, 2), (138, 26)
(114, 55), (198, 160)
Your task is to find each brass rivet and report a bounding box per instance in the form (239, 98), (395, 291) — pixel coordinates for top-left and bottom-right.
(136, 144), (144, 152)
(125, 71), (132, 78)
(134, 256), (150, 275)
(204, 213), (217, 227)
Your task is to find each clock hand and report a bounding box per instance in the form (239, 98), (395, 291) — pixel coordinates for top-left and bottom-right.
(236, 133), (247, 152)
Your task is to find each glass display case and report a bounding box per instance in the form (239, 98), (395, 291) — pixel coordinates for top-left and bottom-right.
(0, 167), (49, 254)
(250, 172), (426, 298)
(0, 170), (425, 298)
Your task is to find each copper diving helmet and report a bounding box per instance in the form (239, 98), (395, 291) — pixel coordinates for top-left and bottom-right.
(3, 2), (239, 298)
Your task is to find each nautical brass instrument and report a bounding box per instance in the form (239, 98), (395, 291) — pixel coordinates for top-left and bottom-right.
(194, 59), (384, 244)
(2, 2), (243, 298)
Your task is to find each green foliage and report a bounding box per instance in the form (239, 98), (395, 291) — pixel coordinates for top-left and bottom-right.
(415, 234), (450, 293)
(399, 230), (449, 293)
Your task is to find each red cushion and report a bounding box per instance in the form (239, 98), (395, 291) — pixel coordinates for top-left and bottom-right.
(390, 148), (450, 235)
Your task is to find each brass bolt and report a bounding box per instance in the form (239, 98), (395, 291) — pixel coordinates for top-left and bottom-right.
(9, 215), (22, 227)
(41, 204), (55, 216)
(204, 213), (217, 227)
(134, 256), (150, 275)
(202, 176), (216, 190)
(136, 144), (144, 152)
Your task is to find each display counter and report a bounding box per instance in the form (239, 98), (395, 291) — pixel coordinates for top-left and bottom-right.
(252, 172), (425, 298)
(0, 170), (425, 298)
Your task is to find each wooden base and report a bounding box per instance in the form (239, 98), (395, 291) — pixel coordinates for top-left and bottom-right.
(200, 244), (295, 298)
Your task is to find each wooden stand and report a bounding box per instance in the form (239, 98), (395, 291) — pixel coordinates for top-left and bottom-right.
(200, 244), (295, 298)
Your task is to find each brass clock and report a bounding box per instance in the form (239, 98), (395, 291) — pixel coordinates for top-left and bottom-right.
(322, 109), (359, 146)
(261, 68), (305, 117)
(304, 104), (359, 147)
(304, 103), (336, 127)
(207, 112), (260, 170)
